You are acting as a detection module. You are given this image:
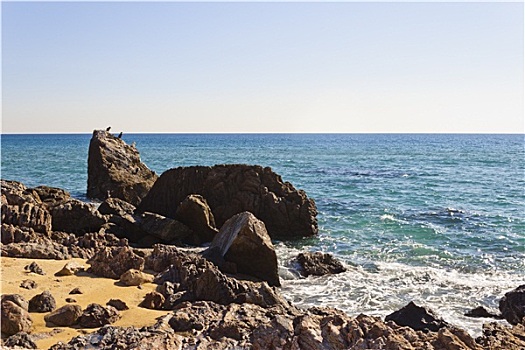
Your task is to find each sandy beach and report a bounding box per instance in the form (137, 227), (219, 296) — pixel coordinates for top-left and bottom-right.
(1, 256), (168, 349)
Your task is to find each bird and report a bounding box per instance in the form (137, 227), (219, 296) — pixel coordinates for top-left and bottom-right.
(106, 126), (111, 131)
(118, 132), (123, 138)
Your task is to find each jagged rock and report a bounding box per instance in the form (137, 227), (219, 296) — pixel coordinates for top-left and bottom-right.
(87, 246), (145, 279)
(135, 211), (192, 243)
(20, 279), (37, 290)
(119, 269), (154, 286)
(1, 223), (40, 245)
(144, 244), (184, 272)
(28, 290), (56, 313)
(98, 197), (136, 216)
(44, 304), (83, 326)
(48, 325), (182, 350)
(32, 185), (71, 205)
(140, 292), (166, 310)
(25, 261), (45, 275)
(107, 299), (129, 311)
(55, 262), (85, 276)
(385, 301), (448, 332)
(1, 300), (33, 336)
(79, 304), (120, 328)
(464, 306), (502, 319)
(1, 294), (29, 311)
(154, 248), (290, 310)
(499, 285), (525, 325)
(87, 129), (158, 206)
(3, 331), (37, 349)
(3, 241), (69, 260)
(477, 321), (525, 349)
(295, 251), (346, 277)
(175, 194), (218, 244)
(136, 164), (318, 239)
(49, 199), (107, 234)
(204, 211), (280, 287)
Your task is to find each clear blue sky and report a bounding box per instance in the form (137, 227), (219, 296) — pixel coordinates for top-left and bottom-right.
(2, 2), (523, 133)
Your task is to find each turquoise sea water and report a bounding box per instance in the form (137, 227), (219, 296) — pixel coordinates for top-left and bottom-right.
(2, 133), (524, 334)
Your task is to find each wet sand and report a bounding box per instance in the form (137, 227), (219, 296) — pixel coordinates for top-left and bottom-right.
(1, 257), (169, 349)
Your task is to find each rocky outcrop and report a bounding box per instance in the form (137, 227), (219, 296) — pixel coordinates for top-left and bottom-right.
(499, 285), (525, 325)
(1, 299), (33, 336)
(87, 129), (158, 206)
(2, 332), (37, 349)
(44, 304), (83, 326)
(295, 251), (347, 277)
(87, 246), (145, 279)
(385, 301), (449, 332)
(136, 164), (318, 239)
(49, 199), (108, 235)
(204, 211), (280, 287)
(477, 321), (525, 349)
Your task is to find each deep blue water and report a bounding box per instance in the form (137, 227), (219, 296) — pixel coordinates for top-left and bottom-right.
(1, 133), (524, 333)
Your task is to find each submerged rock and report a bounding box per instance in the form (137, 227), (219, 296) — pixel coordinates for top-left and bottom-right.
(385, 301), (449, 332)
(87, 129), (158, 206)
(136, 164), (318, 239)
(295, 251), (346, 277)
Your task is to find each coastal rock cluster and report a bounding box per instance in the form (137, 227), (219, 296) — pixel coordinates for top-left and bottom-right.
(1, 129), (524, 349)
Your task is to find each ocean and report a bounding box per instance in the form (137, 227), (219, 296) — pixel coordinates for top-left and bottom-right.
(1, 133), (524, 335)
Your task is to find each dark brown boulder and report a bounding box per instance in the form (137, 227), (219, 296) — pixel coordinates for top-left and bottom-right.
(134, 211), (192, 244)
(107, 299), (129, 311)
(28, 290), (56, 313)
(1, 300), (33, 336)
(385, 301), (448, 332)
(140, 292), (166, 310)
(1, 294), (29, 311)
(464, 306), (502, 319)
(499, 285), (525, 325)
(204, 211), (280, 287)
(49, 199), (107, 235)
(87, 246), (145, 279)
(3, 332), (37, 349)
(98, 197), (136, 217)
(175, 194), (218, 244)
(87, 129), (158, 206)
(295, 251), (346, 277)
(32, 185), (71, 205)
(136, 164), (317, 239)
(78, 303), (120, 328)
(44, 304), (83, 326)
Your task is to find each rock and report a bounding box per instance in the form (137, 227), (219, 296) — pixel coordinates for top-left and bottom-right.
(87, 246), (145, 279)
(49, 199), (107, 234)
(134, 211), (193, 244)
(464, 306), (503, 319)
(136, 164), (318, 239)
(25, 261), (45, 275)
(295, 251), (347, 277)
(20, 279), (37, 290)
(44, 304), (83, 326)
(1, 300), (33, 336)
(477, 321), (525, 349)
(3, 332), (37, 349)
(28, 290), (56, 313)
(69, 288), (83, 295)
(48, 325), (182, 350)
(175, 194), (218, 244)
(119, 269), (154, 286)
(385, 301), (448, 332)
(87, 129), (158, 206)
(32, 185), (71, 205)
(65, 298), (77, 303)
(144, 244), (184, 272)
(140, 292), (166, 310)
(1, 294), (29, 311)
(55, 262), (85, 276)
(499, 285), (525, 325)
(107, 299), (129, 311)
(98, 197), (136, 216)
(79, 303), (120, 328)
(204, 211), (280, 287)
(1, 223), (40, 245)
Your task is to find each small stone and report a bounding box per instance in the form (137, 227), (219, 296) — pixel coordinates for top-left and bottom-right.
(20, 279), (37, 290)
(69, 287), (83, 295)
(25, 261), (45, 275)
(65, 298), (77, 303)
(107, 299), (129, 311)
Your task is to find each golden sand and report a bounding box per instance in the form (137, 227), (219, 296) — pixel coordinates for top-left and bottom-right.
(1, 257), (170, 349)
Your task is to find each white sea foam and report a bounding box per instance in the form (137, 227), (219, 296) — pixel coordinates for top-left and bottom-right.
(276, 244), (521, 336)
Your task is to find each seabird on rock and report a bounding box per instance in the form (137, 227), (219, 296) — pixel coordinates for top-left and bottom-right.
(106, 126), (111, 131)
(118, 132), (123, 138)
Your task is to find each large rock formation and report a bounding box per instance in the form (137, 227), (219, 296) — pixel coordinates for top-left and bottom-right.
(136, 164), (318, 239)
(87, 129), (158, 206)
(499, 285), (525, 325)
(204, 212), (280, 287)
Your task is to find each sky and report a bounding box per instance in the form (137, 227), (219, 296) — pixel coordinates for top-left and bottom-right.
(2, 2), (524, 133)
